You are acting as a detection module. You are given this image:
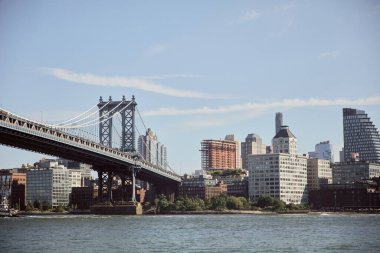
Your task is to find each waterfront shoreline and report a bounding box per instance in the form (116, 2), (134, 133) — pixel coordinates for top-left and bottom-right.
(13, 209), (380, 216)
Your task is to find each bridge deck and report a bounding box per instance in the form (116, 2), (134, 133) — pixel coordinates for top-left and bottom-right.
(0, 110), (181, 184)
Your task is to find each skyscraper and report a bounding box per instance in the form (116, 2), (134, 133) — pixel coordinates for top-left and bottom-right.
(343, 108), (380, 163)
(275, 112), (283, 134)
(241, 133), (266, 170)
(138, 128), (168, 168)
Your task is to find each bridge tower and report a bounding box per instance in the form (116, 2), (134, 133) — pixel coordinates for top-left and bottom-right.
(97, 95), (137, 152)
(96, 95), (138, 205)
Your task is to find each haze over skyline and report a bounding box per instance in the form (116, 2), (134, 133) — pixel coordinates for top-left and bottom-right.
(1, 1), (380, 174)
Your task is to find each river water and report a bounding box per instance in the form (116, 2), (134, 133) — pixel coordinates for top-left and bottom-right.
(1, 213), (379, 252)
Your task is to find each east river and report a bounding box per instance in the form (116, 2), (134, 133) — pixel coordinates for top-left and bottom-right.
(1, 213), (380, 252)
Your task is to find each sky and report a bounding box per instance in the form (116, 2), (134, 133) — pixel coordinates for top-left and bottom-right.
(0, 0), (380, 175)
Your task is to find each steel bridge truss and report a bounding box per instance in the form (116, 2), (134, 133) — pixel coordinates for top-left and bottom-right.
(98, 96), (137, 152)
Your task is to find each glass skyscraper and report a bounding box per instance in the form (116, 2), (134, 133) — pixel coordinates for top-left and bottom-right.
(343, 108), (380, 163)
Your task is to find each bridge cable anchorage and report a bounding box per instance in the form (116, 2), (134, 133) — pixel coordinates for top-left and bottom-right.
(56, 100), (123, 128)
(57, 100), (132, 129)
(52, 103), (99, 126)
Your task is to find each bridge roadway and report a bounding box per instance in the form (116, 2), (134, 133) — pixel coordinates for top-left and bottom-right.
(0, 109), (181, 187)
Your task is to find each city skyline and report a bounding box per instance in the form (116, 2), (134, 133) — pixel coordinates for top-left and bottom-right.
(1, 1), (380, 174)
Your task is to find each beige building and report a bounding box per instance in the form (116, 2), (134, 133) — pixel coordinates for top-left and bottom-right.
(272, 126), (297, 155)
(241, 133), (267, 170)
(307, 158), (332, 190)
(248, 126), (308, 204)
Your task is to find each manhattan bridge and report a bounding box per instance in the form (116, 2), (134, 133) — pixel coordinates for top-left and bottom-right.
(0, 96), (181, 204)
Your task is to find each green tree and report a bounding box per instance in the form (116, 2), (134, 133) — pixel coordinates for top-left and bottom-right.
(209, 193), (228, 210)
(33, 200), (41, 210)
(53, 205), (64, 212)
(238, 197), (250, 210)
(257, 196), (273, 208)
(183, 197), (205, 211)
(155, 194), (171, 213)
(272, 198), (286, 211)
(42, 201), (52, 211)
(226, 196), (244, 210)
(25, 202), (34, 211)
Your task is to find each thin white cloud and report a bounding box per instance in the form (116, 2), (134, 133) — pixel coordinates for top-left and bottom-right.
(43, 68), (220, 99)
(318, 50), (339, 59)
(142, 96), (380, 117)
(144, 44), (167, 56)
(273, 3), (295, 13)
(134, 74), (202, 80)
(234, 9), (261, 24)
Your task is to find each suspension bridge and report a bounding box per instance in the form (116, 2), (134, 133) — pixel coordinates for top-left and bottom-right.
(0, 96), (181, 206)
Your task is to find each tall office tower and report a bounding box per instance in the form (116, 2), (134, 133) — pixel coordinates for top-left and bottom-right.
(248, 125), (307, 204)
(138, 128), (168, 168)
(272, 126), (297, 155)
(275, 112), (283, 134)
(225, 134), (242, 169)
(201, 138), (239, 171)
(308, 141), (334, 162)
(241, 133), (266, 170)
(343, 108), (380, 163)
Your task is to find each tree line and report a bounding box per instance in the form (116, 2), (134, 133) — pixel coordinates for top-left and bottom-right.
(148, 194), (310, 214)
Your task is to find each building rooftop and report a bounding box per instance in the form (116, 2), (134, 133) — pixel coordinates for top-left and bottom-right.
(273, 126), (296, 139)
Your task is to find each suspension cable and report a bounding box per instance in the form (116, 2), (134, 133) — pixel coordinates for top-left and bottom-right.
(58, 100), (132, 129)
(136, 108), (148, 131)
(52, 104), (98, 126)
(56, 100), (113, 127)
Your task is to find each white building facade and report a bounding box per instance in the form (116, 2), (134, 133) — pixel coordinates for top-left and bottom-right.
(247, 126), (308, 204)
(26, 159), (86, 208)
(27, 166), (71, 208)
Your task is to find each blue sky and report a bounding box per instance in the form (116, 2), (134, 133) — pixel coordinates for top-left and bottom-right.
(1, 0), (380, 175)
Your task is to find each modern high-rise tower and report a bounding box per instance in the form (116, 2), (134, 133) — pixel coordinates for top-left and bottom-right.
(343, 108), (380, 163)
(275, 112), (283, 134)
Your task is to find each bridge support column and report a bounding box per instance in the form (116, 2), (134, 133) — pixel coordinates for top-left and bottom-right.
(120, 175), (126, 202)
(107, 171), (113, 202)
(97, 170), (103, 202)
(131, 168), (136, 202)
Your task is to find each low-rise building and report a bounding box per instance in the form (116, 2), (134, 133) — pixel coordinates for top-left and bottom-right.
(332, 161), (380, 184)
(213, 174), (248, 198)
(309, 178), (380, 209)
(0, 170), (26, 209)
(179, 175), (227, 200)
(307, 158), (332, 190)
